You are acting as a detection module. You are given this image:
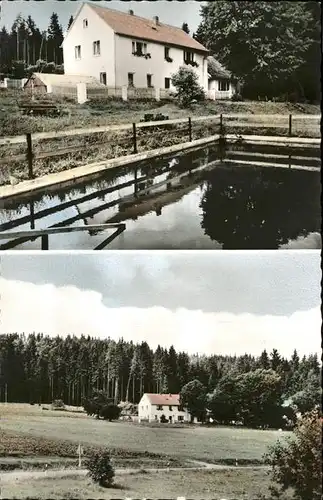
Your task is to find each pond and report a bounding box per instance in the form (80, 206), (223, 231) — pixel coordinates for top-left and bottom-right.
(0, 143), (321, 250)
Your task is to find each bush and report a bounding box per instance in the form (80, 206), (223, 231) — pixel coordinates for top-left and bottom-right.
(100, 404), (121, 421)
(160, 414), (168, 423)
(86, 450), (115, 487)
(264, 409), (322, 499)
(171, 66), (205, 107)
(231, 92), (243, 102)
(51, 399), (65, 410)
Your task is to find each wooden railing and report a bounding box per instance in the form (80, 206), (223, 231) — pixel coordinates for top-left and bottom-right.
(0, 114), (320, 180)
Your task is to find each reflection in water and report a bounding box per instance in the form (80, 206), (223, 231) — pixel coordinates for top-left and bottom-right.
(200, 167), (321, 249)
(0, 144), (320, 250)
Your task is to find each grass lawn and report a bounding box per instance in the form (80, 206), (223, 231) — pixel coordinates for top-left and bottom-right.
(0, 91), (320, 186)
(0, 468), (294, 500)
(0, 404), (289, 464)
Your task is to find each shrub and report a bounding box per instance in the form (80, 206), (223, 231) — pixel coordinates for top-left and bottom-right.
(160, 414), (168, 423)
(100, 404), (121, 421)
(51, 399), (65, 410)
(171, 66), (205, 107)
(86, 450), (115, 487)
(264, 409), (322, 500)
(231, 92), (243, 102)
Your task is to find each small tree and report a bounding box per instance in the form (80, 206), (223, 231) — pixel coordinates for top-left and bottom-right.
(264, 409), (322, 500)
(86, 450), (115, 487)
(100, 404), (121, 422)
(171, 67), (205, 107)
(180, 379), (207, 422)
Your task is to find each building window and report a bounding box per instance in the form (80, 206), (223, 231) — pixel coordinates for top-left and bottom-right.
(169, 405), (173, 411)
(156, 405), (163, 410)
(178, 416), (184, 421)
(100, 72), (107, 85)
(128, 73), (134, 87)
(218, 80), (230, 91)
(132, 41), (147, 56)
(184, 50), (194, 63)
(93, 40), (101, 56)
(164, 46), (173, 63)
(165, 78), (170, 89)
(178, 405), (184, 412)
(83, 19), (88, 28)
(155, 415), (158, 420)
(74, 45), (81, 60)
(147, 74), (153, 88)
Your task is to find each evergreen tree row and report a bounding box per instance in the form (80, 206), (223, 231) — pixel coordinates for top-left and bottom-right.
(0, 333), (320, 412)
(0, 12), (73, 76)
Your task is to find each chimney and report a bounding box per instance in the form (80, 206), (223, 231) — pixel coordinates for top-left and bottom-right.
(153, 16), (160, 26)
(128, 9), (134, 15)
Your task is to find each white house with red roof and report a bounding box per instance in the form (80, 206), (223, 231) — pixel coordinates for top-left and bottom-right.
(62, 2), (209, 92)
(138, 393), (191, 423)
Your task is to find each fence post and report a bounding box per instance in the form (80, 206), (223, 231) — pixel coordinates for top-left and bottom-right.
(41, 234), (49, 250)
(155, 87), (160, 102)
(26, 133), (33, 179)
(132, 123), (137, 154)
(288, 114), (292, 136)
(220, 113), (223, 135)
(122, 86), (128, 101)
(188, 117), (192, 142)
(77, 82), (87, 104)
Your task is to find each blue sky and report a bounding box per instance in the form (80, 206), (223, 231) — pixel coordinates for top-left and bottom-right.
(0, 0), (203, 33)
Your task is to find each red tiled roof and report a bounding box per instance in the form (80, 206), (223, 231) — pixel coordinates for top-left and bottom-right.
(89, 4), (208, 53)
(145, 393), (181, 406)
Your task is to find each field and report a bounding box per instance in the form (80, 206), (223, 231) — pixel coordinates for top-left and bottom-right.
(0, 404), (293, 499)
(0, 404), (289, 464)
(0, 468), (294, 499)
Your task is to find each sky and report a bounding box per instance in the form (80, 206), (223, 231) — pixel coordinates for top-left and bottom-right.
(0, 251), (321, 358)
(0, 0), (204, 33)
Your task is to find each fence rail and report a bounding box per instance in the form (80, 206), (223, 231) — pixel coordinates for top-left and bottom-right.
(0, 114), (320, 181)
(0, 223), (126, 250)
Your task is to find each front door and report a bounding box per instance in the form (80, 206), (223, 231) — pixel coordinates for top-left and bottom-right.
(100, 72), (107, 85)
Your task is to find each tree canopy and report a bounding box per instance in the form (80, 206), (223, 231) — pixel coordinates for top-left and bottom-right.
(195, 1), (320, 101)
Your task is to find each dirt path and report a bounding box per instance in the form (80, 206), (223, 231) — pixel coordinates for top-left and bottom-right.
(0, 462), (269, 483)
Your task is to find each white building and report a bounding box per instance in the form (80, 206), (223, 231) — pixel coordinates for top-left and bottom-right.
(62, 2), (209, 92)
(207, 56), (237, 100)
(138, 393), (191, 423)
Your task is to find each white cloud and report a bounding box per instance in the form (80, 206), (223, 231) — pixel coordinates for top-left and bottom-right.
(0, 278), (320, 357)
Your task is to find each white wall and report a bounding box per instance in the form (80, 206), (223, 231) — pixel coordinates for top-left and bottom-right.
(138, 394), (191, 422)
(115, 34), (208, 91)
(63, 3), (116, 86)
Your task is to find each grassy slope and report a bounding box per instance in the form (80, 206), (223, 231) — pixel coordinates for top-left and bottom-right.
(0, 469), (294, 500)
(0, 404), (289, 463)
(0, 89), (320, 136)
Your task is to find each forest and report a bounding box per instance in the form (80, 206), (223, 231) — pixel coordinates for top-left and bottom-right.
(0, 12), (71, 77)
(0, 333), (320, 422)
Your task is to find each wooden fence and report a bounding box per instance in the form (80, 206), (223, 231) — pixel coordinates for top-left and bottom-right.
(0, 114), (320, 180)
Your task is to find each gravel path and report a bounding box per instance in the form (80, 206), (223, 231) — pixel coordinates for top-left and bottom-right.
(0, 461), (269, 483)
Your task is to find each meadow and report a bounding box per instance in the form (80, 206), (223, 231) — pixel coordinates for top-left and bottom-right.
(0, 468), (295, 500)
(0, 404), (289, 463)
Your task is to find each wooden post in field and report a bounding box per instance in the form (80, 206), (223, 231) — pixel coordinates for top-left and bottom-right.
(288, 114), (292, 136)
(77, 443), (83, 468)
(26, 133), (33, 179)
(134, 167), (138, 197)
(220, 113), (223, 135)
(132, 123), (137, 154)
(188, 117), (192, 142)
